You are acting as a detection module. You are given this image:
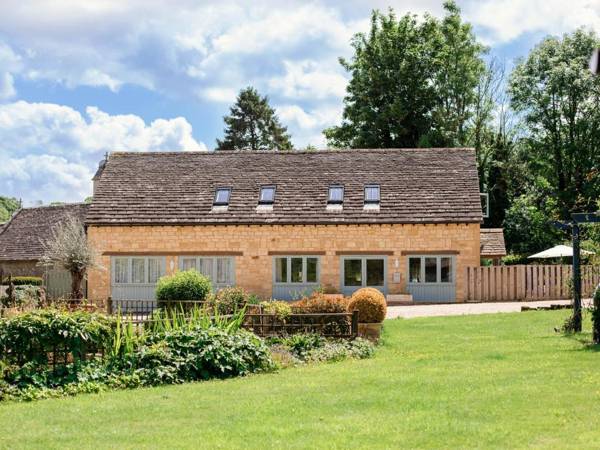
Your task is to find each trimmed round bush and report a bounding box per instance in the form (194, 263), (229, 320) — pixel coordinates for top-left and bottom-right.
(347, 287), (387, 323)
(155, 270), (212, 302)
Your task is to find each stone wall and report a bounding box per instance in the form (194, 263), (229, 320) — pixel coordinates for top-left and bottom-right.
(87, 223), (480, 302)
(0, 260), (43, 278)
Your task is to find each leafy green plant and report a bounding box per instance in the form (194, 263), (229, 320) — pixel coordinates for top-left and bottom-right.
(260, 300), (292, 320)
(155, 270), (212, 302)
(0, 309), (116, 365)
(211, 287), (248, 314)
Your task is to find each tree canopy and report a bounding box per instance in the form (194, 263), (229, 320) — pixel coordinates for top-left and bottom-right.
(324, 1), (486, 148)
(0, 196), (20, 223)
(216, 87), (292, 151)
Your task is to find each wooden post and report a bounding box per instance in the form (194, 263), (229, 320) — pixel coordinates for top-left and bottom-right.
(572, 223), (582, 332)
(351, 310), (359, 337)
(107, 296), (113, 315)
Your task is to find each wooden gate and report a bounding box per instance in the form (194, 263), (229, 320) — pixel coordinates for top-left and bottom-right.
(464, 265), (600, 302)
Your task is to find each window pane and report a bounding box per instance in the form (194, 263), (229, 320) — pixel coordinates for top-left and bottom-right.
(291, 257), (303, 283)
(440, 257), (452, 283)
(214, 188), (230, 204)
(306, 257), (318, 283)
(148, 258), (162, 284)
(181, 258), (197, 271)
(275, 257), (287, 283)
(409, 258), (421, 283)
(131, 258), (146, 284)
(366, 259), (384, 286)
(425, 257), (437, 283)
(114, 258), (129, 284)
(260, 186), (275, 202)
(216, 258), (232, 284)
(328, 186), (343, 202)
(344, 259), (362, 286)
(365, 185), (380, 202)
(198, 258), (213, 279)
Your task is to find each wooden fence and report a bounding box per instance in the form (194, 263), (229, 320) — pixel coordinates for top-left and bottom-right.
(464, 265), (600, 302)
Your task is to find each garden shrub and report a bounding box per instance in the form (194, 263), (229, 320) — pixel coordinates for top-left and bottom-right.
(0, 325), (275, 401)
(347, 288), (387, 323)
(1, 285), (46, 309)
(3, 276), (43, 286)
(291, 292), (349, 314)
(0, 309), (116, 365)
(267, 333), (374, 364)
(155, 270), (212, 303)
(260, 300), (292, 319)
(211, 286), (248, 314)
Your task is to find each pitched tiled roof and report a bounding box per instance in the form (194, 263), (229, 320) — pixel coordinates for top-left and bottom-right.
(0, 203), (89, 261)
(480, 228), (507, 257)
(86, 148), (482, 225)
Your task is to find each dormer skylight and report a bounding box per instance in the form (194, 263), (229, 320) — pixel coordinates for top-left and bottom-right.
(213, 187), (231, 206)
(259, 185), (276, 204)
(364, 185), (380, 204)
(328, 185), (344, 204)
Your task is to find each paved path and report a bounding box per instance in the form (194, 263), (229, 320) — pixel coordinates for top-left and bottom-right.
(386, 299), (592, 319)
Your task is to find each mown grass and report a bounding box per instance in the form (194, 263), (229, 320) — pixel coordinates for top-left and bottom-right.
(1, 310), (599, 449)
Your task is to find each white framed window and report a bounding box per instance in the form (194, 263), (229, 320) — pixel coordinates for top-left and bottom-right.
(273, 256), (320, 284)
(112, 256), (166, 285)
(340, 256), (386, 293)
(214, 187), (231, 206)
(178, 256), (235, 287)
(407, 255), (454, 284)
(480, 193), (489, 218)
(328, 185), (344, 204)
(364, 185), (380, 204)
(259, 185), (276, 204)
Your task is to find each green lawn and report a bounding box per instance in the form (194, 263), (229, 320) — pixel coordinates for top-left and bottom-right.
(1, 310), (600, 449)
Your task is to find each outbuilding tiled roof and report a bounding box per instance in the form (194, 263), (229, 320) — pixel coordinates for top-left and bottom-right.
(0, 203), (89, 261)
(86, 148), (482, 225)
(480, 228), (507, 257)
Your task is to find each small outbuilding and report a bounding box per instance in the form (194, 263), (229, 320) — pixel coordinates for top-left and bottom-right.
(0, 204), (89, 293)
(480, 228), (507, 265)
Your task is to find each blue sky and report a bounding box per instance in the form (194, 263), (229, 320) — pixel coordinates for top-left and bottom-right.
(1, 0), (599, 205)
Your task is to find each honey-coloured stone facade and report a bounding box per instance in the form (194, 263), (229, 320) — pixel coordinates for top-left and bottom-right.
(87, 223), (480, 302)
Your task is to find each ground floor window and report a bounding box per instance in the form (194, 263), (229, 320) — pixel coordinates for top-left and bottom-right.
(112, 256), (166, 285)
(340, 256), (387, 295)
(273, 256), (319, 285)
(178, 256), (235, 287)
(272, 256), (320, 300)
(408, 255), (454, 284)
(111, 256), (167, 302)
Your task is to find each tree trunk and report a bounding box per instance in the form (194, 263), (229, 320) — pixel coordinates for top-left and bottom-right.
(70, 270), (85, 301)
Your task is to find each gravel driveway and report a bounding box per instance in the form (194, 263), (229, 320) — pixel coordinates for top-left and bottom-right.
(386, 299), (592, 319)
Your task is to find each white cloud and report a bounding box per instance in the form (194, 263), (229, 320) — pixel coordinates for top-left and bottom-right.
(0, 73), (16, 100)
(463, 0), (600, 44)
(269, 60), (348, 100)
(277, 103), (343, 148)
(0, 101), (207, 202)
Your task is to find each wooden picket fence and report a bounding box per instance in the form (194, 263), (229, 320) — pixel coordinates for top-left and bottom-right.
(464, 265), (600, 302)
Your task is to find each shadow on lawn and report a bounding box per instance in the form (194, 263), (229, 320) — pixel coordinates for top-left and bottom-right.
(561, 332), (600, 352)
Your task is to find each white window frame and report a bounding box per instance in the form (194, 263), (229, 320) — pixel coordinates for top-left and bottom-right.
(406, 255), (455, 285)
(213, 187), (231, 206)
(364, 184), (380, 204)
(259, 185), (276, 204)
(272, 256), (320, 285)
(328, 185), (344, 204)
(112, 256), (166, 285)
(480, 192), (489, 218)
(340, 255), (387, 291)
(178, 256), (236, 287)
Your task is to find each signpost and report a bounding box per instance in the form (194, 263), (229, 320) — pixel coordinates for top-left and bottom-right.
(552, 212), (599, 332)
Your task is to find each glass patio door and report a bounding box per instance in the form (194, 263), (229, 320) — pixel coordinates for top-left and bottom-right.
(340, 256), (387, 296)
